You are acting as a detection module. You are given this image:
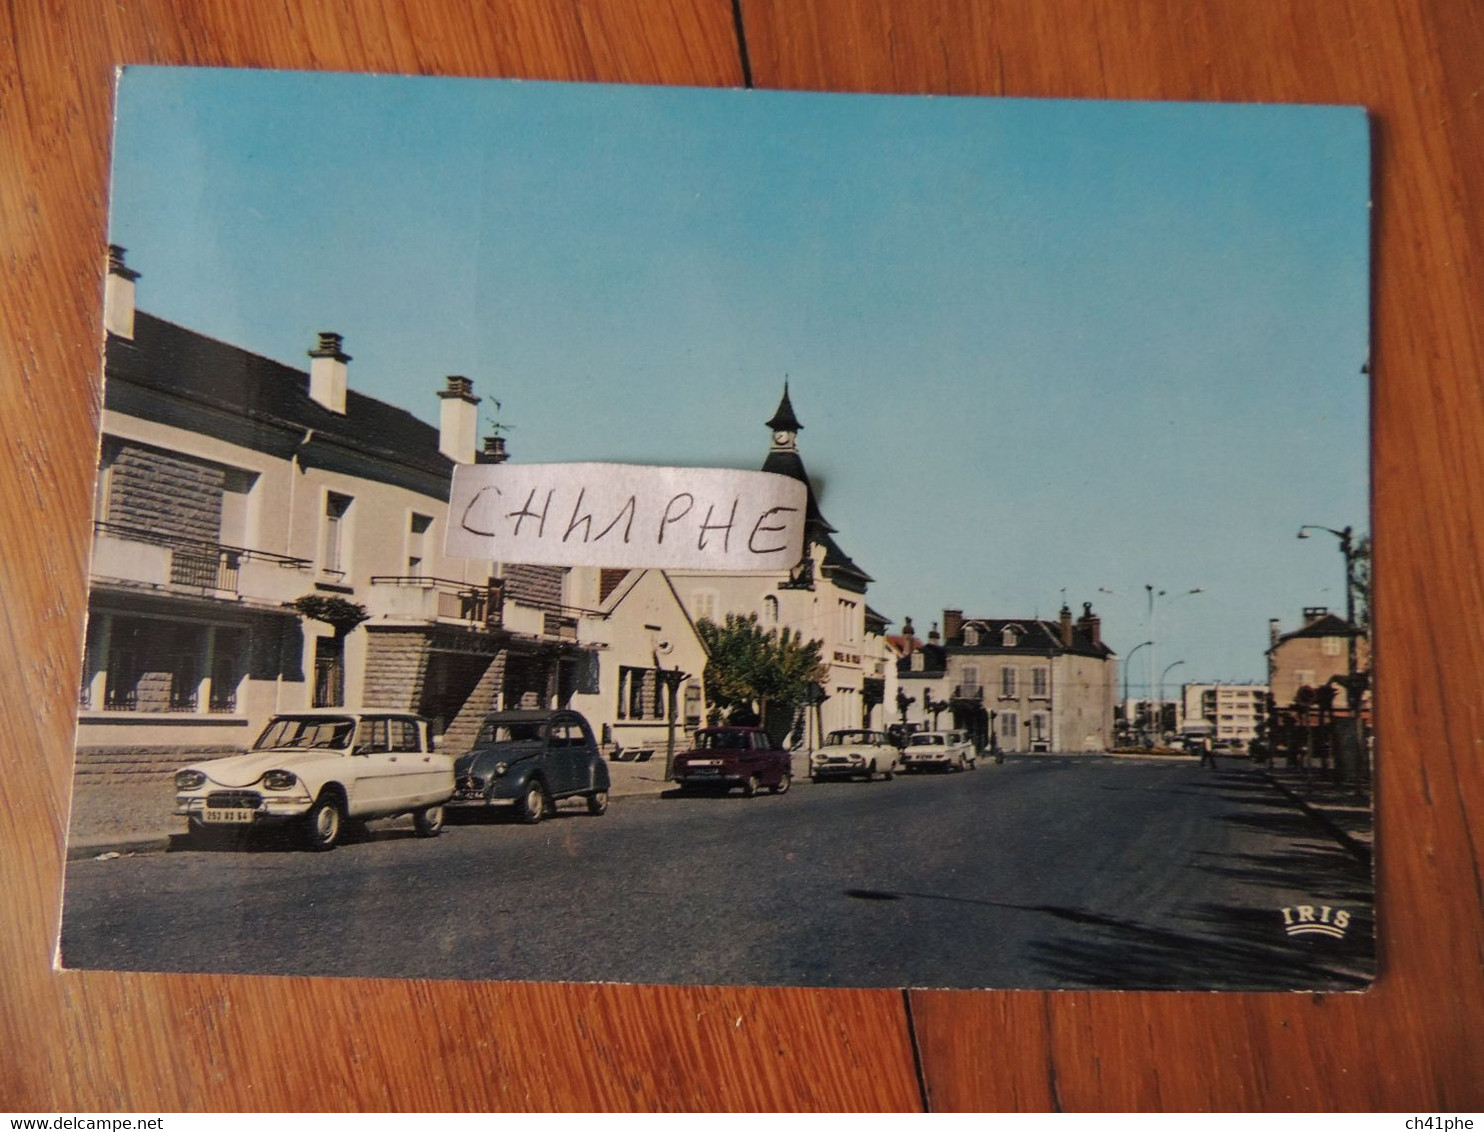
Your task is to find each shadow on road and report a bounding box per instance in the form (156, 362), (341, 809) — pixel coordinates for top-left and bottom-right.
(844, 763), (1375, 990)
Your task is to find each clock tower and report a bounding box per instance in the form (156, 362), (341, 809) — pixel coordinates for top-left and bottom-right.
(765, 381), (802, 452)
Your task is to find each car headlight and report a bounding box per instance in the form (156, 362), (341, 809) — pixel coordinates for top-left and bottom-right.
(493, 762), (509, 777)
(174, 770), (206, 790)
(261, 769), (298, 791)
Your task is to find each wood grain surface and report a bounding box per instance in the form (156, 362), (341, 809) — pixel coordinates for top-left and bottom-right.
(2, 0), (1480, 1112)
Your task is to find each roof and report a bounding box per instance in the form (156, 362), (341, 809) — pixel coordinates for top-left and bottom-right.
(949, 617), (1115, 660)
(1272, 612), (1363, 647)
(760, 446), (837, 535)
(106, 312), (452, 481)
(765, 382), (803, 433)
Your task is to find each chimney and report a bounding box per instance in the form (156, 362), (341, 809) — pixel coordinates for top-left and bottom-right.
(104, 245), (139, 340)
(927, 621), (941, 645)
(1269, 618), (1283, 647)
(479, 434), (509, 464)
(943, 609), (963, 642)
(1077, 601), (1101, 647)
(439, 376), (481, 464)
(1059, 603), (1074, 648)
(901, 616), (916, 644)
(308, 332), (350, 414)
(1302, 606), (1329, 625)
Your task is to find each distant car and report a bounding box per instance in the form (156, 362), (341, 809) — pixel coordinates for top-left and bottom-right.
(886, 722), (922, 749)
(900, 729), (977, 772)
(173, 710), (453, 850)
(810, 729), (897, 782)
(449, 709), (610, 823)
(672, 726), (792, 796)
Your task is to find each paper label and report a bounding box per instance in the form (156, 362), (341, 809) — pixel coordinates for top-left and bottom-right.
(445, 463), (807, 571)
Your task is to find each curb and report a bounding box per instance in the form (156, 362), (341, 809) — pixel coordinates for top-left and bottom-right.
(1263, 772), (1372, 867)
(67, 834), (176, 861)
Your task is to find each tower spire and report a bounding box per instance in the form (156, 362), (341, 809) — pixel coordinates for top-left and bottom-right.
(766, 380), (803, 435)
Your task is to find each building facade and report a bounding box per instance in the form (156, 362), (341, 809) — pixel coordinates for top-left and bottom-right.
(1180, 683), (1270, 749)
(78, 250), (599, 776)
(894, 605), (1118, 752)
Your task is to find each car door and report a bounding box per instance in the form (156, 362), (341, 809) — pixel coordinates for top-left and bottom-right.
(389, 716), (449, 804)
(544, 717), (583, 796)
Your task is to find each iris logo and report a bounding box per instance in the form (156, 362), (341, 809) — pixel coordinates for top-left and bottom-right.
(1281, 904), (1352, 939)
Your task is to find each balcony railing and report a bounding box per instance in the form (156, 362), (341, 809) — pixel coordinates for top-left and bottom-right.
(951, 683), (984, 701)
(368, 576), (504, 629)
(94, 521), (312, 597)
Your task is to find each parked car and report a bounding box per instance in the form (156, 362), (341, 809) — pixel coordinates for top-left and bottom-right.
(810, 728), (897, 782)
(900, 729), (977, 772)
(672, 726), (792, 796)
(886, 722), (923, 749)
(173, 710), (453, 850)
(449, 709), (610, 823)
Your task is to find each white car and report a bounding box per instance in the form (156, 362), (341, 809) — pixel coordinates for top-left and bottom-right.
(810, 729), (898, 782)
(173, 710), (455, 850)
(900, 729), (977, 773)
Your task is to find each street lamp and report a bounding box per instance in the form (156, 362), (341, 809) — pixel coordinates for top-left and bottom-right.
(1298, 524), (1367, 782)
(1159, 659), (1186, 742)
(1122, 640), (1154, 739)
(1146, 586), (1204, 747)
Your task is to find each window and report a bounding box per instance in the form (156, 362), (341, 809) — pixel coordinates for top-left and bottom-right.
(314, 635), (345, 707)
(1031, 666), (1049, 698)
(762, 595), (779, 625)
(1001, 626), (1019, 647)
(961, 665), (979, 690)
(964, 625), (980, 646)
(999, 712), (1019, 739)
(1322, 636), (1343, 656)
(693, 590), (718, 624)
(838, 599), (858, 644)
(209, 632), (242, 713)
(322, 492), (353, 575)
(408, 513), (433, 577)
(1295, 670), (1316, 687)
(1000, 666), (1018, 698)
(617, 666), (661, 721)
(1029, 712), (1049, 742)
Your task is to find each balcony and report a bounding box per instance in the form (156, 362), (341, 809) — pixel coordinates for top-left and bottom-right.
(92, 521), (312, 605)
(367, 576), (504, 629)
(951, 683), (984, 702)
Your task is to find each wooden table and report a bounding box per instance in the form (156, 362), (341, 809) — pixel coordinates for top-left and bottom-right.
(2, 1), (1480, 1112)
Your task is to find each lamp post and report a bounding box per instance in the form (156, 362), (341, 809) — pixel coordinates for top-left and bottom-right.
(1122, 639), (1154, 745)
(659, 665), (689, 781)
(1145, 586), (1204, 747)
(1298, 524), (1367, 783)
(1159, 659), (1186, 743)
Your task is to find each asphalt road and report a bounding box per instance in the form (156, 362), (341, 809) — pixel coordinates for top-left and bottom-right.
(59, 756), (1374, 990)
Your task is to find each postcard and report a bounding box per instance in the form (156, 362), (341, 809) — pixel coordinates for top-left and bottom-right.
(60, 67), (1373, 990)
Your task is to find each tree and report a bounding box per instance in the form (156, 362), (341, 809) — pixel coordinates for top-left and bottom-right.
(1350, 534), (1372, 632)
(695, 612), (827, 727)
(292, 594), (370, 636)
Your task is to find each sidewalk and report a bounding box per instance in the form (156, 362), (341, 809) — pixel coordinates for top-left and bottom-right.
(1257, 762), (1373, 864)
(64, 753), (815, 861)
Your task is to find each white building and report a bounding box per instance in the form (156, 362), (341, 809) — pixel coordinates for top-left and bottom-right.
(1181, 682), (1270, 749)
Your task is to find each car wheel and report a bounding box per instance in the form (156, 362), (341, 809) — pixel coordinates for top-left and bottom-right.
(586, 790), (609, 815)
(770, 772), (791, 795)
(303, 793), (344, 851)
(866, 760), (878, 782)
(517, 781), (548, 824)
(884, 766), (895, 781)
(413, 805), (444, 838)
(742, 775), (760, 798)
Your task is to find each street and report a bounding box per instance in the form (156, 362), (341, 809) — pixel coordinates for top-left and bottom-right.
(59, 756), (1374, 990)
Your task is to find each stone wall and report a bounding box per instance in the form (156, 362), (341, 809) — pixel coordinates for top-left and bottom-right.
(362, 630), (431, 709)
(109, 442), (224, 543)
(503, 563), (565, 608)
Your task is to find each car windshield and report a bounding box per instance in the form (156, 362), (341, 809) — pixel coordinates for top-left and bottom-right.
(825, 730), (880, 746)
(254, 717), (355, 750)
(908, 734), (945, 747)
(476, 721), (547, 745)
(696, 730), (753, 750)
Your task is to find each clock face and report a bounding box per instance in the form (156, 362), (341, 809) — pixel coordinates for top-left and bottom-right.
(773, 430), (793, 445)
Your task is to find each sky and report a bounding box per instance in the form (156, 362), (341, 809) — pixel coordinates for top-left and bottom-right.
(108, 67), (1371, 690)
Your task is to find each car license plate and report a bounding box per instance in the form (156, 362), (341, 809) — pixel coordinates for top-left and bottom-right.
(203, 808), (256, 824)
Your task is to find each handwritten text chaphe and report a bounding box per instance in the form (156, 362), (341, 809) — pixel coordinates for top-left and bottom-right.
(444, 463), (808, 571)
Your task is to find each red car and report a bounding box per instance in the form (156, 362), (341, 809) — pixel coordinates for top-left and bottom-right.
(672, 727), (792, 796)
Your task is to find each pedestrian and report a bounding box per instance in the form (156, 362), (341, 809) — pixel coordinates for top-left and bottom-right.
(1199, 735), (1216, 769)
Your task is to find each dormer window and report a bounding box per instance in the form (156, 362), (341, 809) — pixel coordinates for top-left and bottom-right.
(1002, 626), (1019, 647)
(964, 625), (980, 646)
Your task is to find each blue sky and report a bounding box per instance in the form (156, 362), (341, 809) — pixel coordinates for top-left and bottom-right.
(109, 67), (1370, 689)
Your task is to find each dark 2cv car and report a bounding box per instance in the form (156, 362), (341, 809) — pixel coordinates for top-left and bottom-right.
(449, 709), (610, 823)
(671, 726), (792, 797)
